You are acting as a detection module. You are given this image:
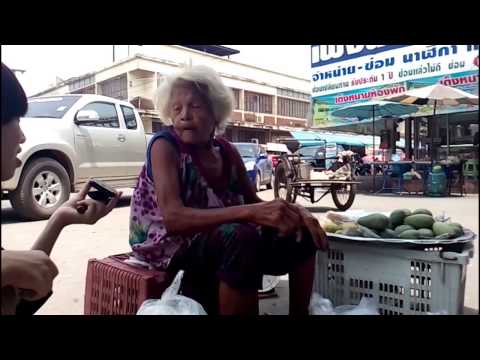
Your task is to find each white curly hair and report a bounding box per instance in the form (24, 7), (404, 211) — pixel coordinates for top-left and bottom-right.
(153, 65), (234, 135)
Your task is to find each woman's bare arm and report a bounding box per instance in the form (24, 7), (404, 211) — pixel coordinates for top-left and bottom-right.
(151, 139), (260, 235)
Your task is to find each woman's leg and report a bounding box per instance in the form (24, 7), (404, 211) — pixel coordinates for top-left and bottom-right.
(260, 227), (317, 316)
(175, 223), (263, 315)
(218, 281), (258, 315)
(216, 223), (263, 315)
(288, 255), (315, 315)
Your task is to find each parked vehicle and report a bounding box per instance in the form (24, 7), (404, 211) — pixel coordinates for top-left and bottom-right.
(1, 94), (153, 220)
(233, 142), (273, 191)
(294, 144), (326, 169)
(265, 142), (291, 169)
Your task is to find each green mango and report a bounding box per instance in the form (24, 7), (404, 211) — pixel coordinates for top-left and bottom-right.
(394, 224), (415, 236)
(418, 228), (434, 239)
(389, 209), (410, 228)
(412, 209), (433, 216)
(379, 229), (397, 239)
(357, 213), (389, 231)
(398, 230), (420, 239)
(433, 222), (453, 236)
(404, 214), (435, 229)
(449, 223), (464, 235)
(357, 225), (382, 238)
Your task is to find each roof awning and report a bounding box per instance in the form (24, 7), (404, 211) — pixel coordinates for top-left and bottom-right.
(290, 130), (366, 147)
(319, 116), (408, 136)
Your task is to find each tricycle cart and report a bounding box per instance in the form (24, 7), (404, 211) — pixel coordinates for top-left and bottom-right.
(273, 153), (360, 211)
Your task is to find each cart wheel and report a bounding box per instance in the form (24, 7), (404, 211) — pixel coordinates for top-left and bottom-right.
(331, 183), (356, 211)
(291, 189), (297, 203)
(274, 162), (294, 202)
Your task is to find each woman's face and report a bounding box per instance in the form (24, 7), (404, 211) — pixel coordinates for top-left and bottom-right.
(169, 82), (216, 145)
(1, 117), (26, 181)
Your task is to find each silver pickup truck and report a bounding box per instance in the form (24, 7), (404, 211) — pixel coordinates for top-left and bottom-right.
(2, 94), (153, 220)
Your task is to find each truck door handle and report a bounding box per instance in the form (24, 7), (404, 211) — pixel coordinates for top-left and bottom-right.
(117, 134), (126, 142)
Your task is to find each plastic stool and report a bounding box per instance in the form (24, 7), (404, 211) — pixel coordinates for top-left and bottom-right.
(84, 253), (170, 315)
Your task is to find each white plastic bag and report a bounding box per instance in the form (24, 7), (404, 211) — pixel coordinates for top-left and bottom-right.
(137, 270), (207, 315)
(309, 293), (379, 315)
(309, 293), (335, 315)
(334, 297), (380, 315)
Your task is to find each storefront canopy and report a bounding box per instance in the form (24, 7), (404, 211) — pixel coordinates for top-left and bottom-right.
(290, 130), (368, 147)
(290, 130), (405, 148)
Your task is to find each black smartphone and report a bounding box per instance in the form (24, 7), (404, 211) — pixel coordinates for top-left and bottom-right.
(87, 179), (117, 203)
(77, 179), (118, 214)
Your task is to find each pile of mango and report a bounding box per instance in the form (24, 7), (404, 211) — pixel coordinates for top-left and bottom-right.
(324, 209), (464, 240)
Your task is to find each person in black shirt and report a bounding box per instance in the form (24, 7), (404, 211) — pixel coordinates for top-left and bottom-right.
(1, 63), (122, 315)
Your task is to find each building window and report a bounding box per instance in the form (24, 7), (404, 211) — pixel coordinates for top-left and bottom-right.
(231, 88), (240, 110)
(69, 75), (95, 92)
(277, 88), (310, 100)
(277, 98), (309, 119)
(78, 102), (120, 128)
(71, 85), (95, 95)
(244, 91), (272, 113)
(121, 105), (137, 130)
(99, 74), (127, 100)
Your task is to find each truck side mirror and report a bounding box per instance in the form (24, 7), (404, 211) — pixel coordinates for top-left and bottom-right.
(74, 110), (100, 124)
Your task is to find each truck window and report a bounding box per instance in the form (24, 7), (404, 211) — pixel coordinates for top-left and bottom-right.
(79, 102), (119, 128)
(26, 96), (81, 119)
(121, 105), (137, 130)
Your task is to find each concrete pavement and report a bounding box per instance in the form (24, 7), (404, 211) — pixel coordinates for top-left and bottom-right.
(1, 189), (478, 315)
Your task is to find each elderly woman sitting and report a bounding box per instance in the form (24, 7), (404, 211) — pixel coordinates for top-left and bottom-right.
(128, 65), (327, 315)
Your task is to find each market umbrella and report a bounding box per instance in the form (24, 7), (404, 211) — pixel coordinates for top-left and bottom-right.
(386, 84), (478, 164)
(332, 100), (419, 190)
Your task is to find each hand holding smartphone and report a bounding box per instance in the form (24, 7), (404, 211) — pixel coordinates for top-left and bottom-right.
(77, 179), (118, 213)
(88, 179), (118, 203)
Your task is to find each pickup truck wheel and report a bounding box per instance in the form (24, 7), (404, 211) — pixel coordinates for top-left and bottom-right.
(255, 171), (262, 192)
(10, 158), (70, 220)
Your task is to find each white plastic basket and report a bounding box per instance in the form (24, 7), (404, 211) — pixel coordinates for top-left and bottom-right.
(314, 239), (474, 315)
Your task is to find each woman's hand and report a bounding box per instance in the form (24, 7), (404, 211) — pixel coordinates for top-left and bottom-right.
(1, 250), (58, 301)
(52, 181), (122, 227)
(249, 199), (303, 237)
(292, 204), (328, 251)
(249, 200), (327, 250)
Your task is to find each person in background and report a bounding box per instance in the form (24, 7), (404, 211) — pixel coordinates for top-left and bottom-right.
(1, 63), (122, 315)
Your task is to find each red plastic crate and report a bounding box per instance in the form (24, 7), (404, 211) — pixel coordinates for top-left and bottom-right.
(84, 253), (170, 315)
